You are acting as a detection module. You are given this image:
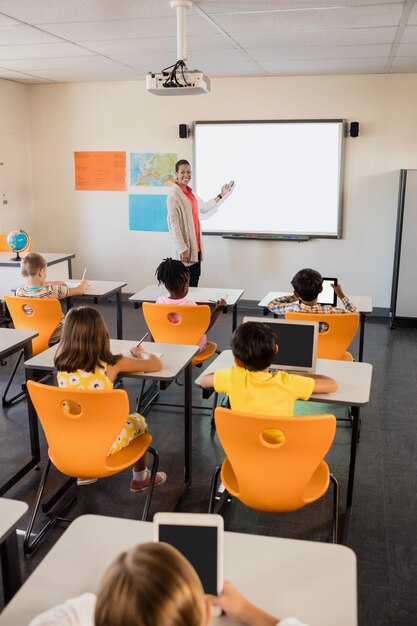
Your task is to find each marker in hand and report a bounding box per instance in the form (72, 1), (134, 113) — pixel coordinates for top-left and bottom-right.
(81, 268), (87, 282)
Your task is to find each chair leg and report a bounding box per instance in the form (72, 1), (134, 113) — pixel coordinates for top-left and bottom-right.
(135, 379), (146, 413)
(330, 473), (339, 544)
(2, 350), (24, 407)
(208, 465), (222, 513)
(141, 447), (159, 521)
(210, 392), (218, 431)
(23, 460), (76, 556)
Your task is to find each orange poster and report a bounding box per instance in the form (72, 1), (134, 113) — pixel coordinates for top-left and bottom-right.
(74, 151), (126, 191)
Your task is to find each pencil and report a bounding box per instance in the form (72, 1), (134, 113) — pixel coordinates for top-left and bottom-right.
(136, 332), (149, 347)
(81, 268), (87, 281)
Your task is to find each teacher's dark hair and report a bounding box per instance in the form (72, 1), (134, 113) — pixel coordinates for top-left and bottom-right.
(156, 258), (189, 292)
(175, 159), (190, 172)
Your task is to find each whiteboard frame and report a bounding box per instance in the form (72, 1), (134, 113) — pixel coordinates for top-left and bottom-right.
(194, 119), (346, 239)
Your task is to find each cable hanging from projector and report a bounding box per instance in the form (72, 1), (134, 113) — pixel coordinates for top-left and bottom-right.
(160, 59), (190, 88)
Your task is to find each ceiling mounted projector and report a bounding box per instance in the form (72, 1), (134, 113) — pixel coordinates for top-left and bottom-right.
(146, 0), (210, 96)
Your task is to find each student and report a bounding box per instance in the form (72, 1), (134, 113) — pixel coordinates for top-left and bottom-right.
(16, 252), (88, 343)
(267, 268), (358, 332)
(155, 257), (227, 351)
(200, 322), (337, 417)
(29, 541), (308, 626)
(54, 306), (166, 491)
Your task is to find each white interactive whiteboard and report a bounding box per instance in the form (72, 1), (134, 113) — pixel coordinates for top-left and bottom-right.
(194, 120), (345, 239)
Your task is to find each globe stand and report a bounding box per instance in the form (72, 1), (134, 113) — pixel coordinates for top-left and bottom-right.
(10, 250), (22, 262)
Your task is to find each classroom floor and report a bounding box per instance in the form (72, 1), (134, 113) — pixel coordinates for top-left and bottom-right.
(0, 300), (415, 626)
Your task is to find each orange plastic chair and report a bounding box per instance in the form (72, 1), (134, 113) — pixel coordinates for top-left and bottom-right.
(285, 311), (359, 361)
(24, 381), (159, 555)
(142, 302), (217, 365)
(209, 407), (339, 542)
(2, 295), (63, 405)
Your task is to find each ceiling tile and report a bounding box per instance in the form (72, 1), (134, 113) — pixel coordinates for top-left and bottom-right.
(211, 4), (404, 33)
(0, 14), (17, 25)
(233, 27), (397, 47)
(259, 57), (388, 74)
(22, 66), (142, 82)
(32, 15), (216, 42)
(401, 25), (417, 43)
(0, 42), (96, 60)
(0, 0), (173, 23)
(396, 42), (417, 56)
(390, 57), (417, 70)
(248, 43), (392, 61)
(0, 55), (133, 72)
(0, 24), (61, 45)
(198, 0), (405, 12)
(81, 33), (234, 56)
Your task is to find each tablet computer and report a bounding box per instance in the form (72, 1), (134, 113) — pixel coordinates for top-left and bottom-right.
(154, 512), (223, 595)
(318, 277), (338, 307)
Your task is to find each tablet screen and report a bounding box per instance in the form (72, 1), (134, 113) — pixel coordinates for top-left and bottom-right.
(318, 277), (337, 306)
(158, 524), (218, 594)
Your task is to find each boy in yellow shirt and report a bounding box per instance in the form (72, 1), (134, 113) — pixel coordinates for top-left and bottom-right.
(200, 321), (337, 416)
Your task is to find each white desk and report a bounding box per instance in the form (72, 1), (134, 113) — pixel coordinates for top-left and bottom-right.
(25, 340), (198, 486)
(130, 285), (244, 331)
(258, 292), (373, 362)
(0, 252), (75, 298)
(195, 351), (373, 513)
(65, 280), (127, 339)
(0, 514), (357, 626)
(0, 329), (39, 496)
(0, 498), (28, 604)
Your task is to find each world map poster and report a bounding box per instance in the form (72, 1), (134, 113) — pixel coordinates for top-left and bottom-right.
(130, 153), (176, 187)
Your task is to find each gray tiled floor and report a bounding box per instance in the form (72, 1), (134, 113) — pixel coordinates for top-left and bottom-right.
(0, 300), (415, 625)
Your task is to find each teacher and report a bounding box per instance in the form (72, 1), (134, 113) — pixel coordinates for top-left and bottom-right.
(167, 159), (230, 287)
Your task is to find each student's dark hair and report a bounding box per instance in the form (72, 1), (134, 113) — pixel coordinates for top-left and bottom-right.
(155, 258), (189, 292)
(291, 268), (323, 301)
(231, 322), (277, 372)
(175, 159), (190, 172)
(54, 306), (120, 373)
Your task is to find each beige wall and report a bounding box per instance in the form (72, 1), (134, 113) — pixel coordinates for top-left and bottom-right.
(23, 74), (417, 305)
(0, 79), (33, 235)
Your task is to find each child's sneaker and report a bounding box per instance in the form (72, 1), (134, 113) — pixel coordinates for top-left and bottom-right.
(130, 470), (167, 493)
(77, 478), (98, 486)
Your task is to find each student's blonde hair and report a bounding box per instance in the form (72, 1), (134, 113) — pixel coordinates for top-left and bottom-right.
(20, 252), (47, 277)
(95, 542), (206, 626)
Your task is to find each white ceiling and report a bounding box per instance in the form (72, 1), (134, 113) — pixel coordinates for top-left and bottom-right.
(0, 0), (416, 84)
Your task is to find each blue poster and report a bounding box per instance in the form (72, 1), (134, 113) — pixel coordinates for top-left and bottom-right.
(129, 194), (168, 232)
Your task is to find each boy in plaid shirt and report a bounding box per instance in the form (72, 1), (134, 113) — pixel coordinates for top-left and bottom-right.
(268, 268), (357, 333)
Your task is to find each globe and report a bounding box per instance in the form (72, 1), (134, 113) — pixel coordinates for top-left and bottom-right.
(7, 229), (30, 261)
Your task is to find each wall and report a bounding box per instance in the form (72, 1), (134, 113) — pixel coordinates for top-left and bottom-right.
(27, 74), (417, 306)
(0, 79), (33, 235)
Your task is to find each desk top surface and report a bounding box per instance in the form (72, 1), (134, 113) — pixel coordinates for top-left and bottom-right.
(130, 285), (244, 306)
(258, 292), (373, 313)
(0, 498), (28, 542)
(195, 350), (373, 407)
(0, 514), (357, 626)
(0, 328), (38, 355)
(0, 252), (75, 267)
(25, 339), (198, 380)
(65, 280), (127, 296)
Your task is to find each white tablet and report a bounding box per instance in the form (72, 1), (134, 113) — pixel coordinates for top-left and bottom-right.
(154, 512), (223, 595)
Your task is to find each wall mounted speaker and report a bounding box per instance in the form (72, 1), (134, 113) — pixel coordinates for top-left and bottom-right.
(179, 124), (189, 138)
(350, 121), (360, 138)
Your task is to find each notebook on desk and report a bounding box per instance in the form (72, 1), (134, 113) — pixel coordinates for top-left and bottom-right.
(243, 317), (319, 373)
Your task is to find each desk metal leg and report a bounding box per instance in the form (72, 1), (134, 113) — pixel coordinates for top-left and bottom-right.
(347, 406), (360, 509)
(184, 363), (192, 485)
(1, 530), (22, 604)
(116, 290), (123, 339)
(67, 258), (73, 279)
(232, 304), (238, 331)
(358, 314), (366, 362)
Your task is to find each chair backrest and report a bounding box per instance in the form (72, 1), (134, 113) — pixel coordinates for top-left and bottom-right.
(0, 234), (32, 252)
(215, 407), (336, 512)
(27, 381), (132, 477)
(4, 294), (63, 355)
(285, 311), (359, 360)
(142, 302), (210, 344)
